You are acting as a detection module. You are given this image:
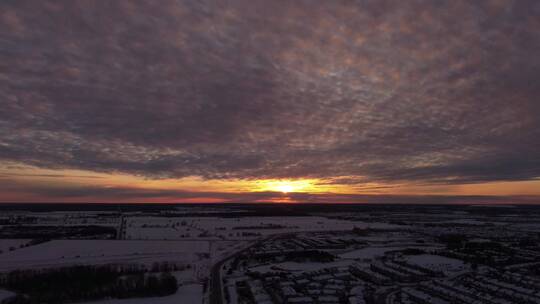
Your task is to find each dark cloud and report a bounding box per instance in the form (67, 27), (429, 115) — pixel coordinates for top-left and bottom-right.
(0, 173), (104, 179)
(1, 0), (540, 185)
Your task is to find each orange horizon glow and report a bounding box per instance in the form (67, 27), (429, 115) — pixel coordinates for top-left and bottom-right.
(1, 162), (540, 203)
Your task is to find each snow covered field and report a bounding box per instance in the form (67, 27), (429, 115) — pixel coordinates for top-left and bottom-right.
(124, 216), (385, 240)
(0, 239), (31, 253)
(124, 217), (213, 240)
(339, 246), (402, 259)
(0, 240), (210, 272)
(4, 211), (120, 227)
(0, 289), (15, 303)
(404, 254), (468, 275)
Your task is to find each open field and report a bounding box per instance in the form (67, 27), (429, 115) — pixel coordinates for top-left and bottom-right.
(0, 240), (210, 272)
(0, 239), (32, 253)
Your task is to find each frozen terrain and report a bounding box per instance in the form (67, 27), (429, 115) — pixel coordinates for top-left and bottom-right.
(0, 240), (209, 272)
(1, 204), (540, 304)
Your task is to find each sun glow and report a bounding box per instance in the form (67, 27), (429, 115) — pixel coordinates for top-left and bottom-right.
(277, 184), (294, 193)
(254, 179), (315, 193)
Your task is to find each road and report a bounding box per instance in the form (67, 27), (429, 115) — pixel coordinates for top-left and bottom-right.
(116, 215), (126, 240)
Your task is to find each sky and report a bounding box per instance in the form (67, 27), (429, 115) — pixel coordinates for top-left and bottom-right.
(1, 0), (540, 204)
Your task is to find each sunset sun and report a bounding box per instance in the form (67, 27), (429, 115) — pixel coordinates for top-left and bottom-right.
(253, 179), (317, 194)
(277, 184), (294, 193)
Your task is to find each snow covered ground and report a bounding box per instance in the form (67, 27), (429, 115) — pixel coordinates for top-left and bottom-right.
(6, 211), (119, 227)
(0, 240), (210, 272)
(404, 254), (468, 275)
(0, 239), (31, 253)
(339, 246), (405, 260)
(124, 217), (214, 240)
(0, 289), (15, 303)
(442, 219), (487, 225)
(124, 216), (389, 240)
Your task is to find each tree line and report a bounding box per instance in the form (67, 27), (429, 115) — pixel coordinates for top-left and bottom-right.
(1, 264), (177, 304)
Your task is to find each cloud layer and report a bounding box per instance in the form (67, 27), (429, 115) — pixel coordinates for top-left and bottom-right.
(1, 0), (540, 187)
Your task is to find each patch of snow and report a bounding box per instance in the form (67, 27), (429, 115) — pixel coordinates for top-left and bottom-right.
(0, 239), (32, 253)
(339, 247), (402, 259)
(404, 254), (467, 275)
(0, 289), (15, 302)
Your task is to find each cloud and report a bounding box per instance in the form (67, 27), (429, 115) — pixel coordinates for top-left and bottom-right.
(0, 173), (104, 179)
(1, 0), (540, 186)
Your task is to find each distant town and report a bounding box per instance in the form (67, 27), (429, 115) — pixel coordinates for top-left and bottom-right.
(0, 204), (539, 304)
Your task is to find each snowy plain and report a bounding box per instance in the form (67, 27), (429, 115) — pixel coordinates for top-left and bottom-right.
(0, 240), (210, 272)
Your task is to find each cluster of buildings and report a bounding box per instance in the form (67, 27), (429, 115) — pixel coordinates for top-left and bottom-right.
(220, 224), (540, 304)
(350, 260), (441, 285)
(393, 271), (540, 304)
(229, 266), (366, 304)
